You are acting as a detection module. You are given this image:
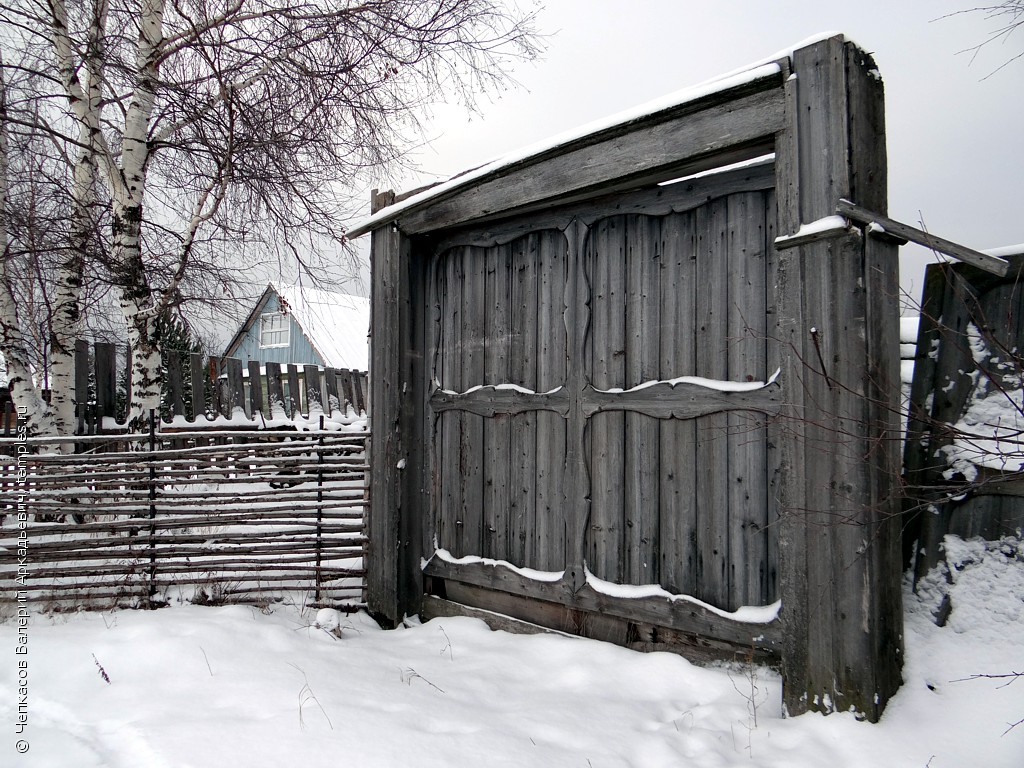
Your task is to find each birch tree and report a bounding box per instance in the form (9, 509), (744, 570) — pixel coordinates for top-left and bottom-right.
(2, 0), (540, 431)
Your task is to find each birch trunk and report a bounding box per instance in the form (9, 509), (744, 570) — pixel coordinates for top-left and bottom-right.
(0, 53), (55, 436)
(49, 1), (108, 436)
(114, 0), (166, 431)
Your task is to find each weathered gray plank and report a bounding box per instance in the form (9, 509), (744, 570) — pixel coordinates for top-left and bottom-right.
(324, 368), (339, 413)
(431, 161), (776, 252)
(303, 365), (323, 413)
(74, 340), (90, 414)
(431, 386), (569, 417)
(362, 83), (785, 236)
(483, 241), (512, 561)
(94, 342), (117, 420)
(534, 230), (568, 570)
(509, 235), (539, 568)
(837, 199), (1008, 277)
(726, 191), (770, 607)
(367, 189), (402, 622)
(422, 556), (781, 653)
(624, 215), (661, 586)
(694, 199), (730, 608)
(265, 362), (286, 419)
(189, 352), (205, 421)
(222, 357), (245, 417)
(587, 217), (626, 584)
(658, 210), (699, 597)
(582, 381), (781, 418)
(285, 364), (301, 417)
(247, 361), (264, 418)
(164, 350), (185, 418)
(762, 189), (781, 605)
(458, 246), (487, 557)
(437, 248), (464, 556)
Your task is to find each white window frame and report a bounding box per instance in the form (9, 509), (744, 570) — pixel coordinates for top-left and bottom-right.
(259, 311), (290, 348)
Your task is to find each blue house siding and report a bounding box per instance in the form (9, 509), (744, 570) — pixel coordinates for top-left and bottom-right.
(225, 291), (328, 368)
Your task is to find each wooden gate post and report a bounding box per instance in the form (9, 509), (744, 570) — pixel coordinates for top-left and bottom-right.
(367, 190), (423, 624)
(774, 36), (903, 721)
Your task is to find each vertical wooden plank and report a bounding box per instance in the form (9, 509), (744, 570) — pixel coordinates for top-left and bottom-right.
(624, 215), (661, 585)
(94, 342), (117, 420)
(763, 189), (781, 604)
(659, 210), (699, 597)
(304, 364), (323, 414)
(694, 199), (730, 608)
(563, 217), (590, 592)
(352, 371), (366, 414)
(535, 230), (568, 571)
(509, 235), (539, 567)
(74, 340), (90, 419)
(862, 228), (905, 714)
(367, 189), (402, 623)
(248, 361), (264, 418)
(424, 255), (443, 564)
(587, 217), (626, 584)
(438, 248), (463, 556)
(399, 248), (428, 616)
(224, 357), (245, 417)
(776, 36), (903, 721)
(458, 246), (486, 557)
(483, 242), (512, 561)
(774, 64), (811, 716)
(265, 362), (286, 419)
(726, 191), (770, 608)
(324, 368), (340, 415)
(164, 350), (184, 420)
(285, 364), (301, 417)
(190, 352), (205, 421)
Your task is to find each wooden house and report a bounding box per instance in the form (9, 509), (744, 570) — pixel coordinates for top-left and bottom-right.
(222, 283), (370, 371)
(351, 35), (905, 721)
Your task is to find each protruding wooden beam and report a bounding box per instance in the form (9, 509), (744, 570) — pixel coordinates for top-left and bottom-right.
(837, 198), (1009, 276)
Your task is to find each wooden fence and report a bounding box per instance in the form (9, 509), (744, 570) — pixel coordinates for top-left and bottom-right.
(0, 341), (370, 437)
(0, 426), (369, 608)
(904, 253), (1024, 580)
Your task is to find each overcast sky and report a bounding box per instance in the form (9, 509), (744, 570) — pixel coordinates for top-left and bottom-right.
(358, 0), (1024, 305)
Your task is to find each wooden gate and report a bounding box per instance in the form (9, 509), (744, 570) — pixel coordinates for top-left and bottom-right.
(429, 185), (780, 614)
(362, 35), (905, 720)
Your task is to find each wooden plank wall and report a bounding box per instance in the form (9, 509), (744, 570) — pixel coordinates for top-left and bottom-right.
(904, 256), (1024, 581)
(428, 194), (778, 614)
(434, 231), (569, 570)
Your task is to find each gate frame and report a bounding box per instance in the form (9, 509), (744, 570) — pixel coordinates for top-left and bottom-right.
(356, 35), (903, 721)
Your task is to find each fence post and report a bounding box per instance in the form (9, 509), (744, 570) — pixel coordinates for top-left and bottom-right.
(316, 414), (325, 604)
(148, 409), (157, 602)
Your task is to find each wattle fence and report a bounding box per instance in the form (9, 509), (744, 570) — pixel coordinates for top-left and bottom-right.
(0, 425), (370, 610)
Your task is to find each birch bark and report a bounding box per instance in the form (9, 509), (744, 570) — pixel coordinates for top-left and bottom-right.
(0, 51), (56, 435)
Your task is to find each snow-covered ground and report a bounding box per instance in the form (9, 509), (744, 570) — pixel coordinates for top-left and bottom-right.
(1, 535), (1022, 767)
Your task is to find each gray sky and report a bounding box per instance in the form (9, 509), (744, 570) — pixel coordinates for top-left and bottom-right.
(365, 0), (1024, 305)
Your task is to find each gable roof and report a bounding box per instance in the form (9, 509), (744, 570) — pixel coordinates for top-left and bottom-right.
(276, 283), (370, 370)
(224, 283), (370, 370)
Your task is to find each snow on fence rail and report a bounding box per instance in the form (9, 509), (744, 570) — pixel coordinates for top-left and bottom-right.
(0, 426), (370, 609)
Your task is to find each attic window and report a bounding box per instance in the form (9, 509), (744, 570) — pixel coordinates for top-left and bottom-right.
(259, 312), (290, 348)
